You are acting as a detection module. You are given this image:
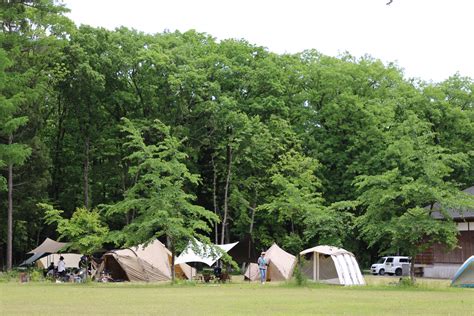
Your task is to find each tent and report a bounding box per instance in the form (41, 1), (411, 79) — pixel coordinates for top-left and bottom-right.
(175, 240), (238, 266)
(227, 234), (258, 265)
(36, 253), (82, 269)
(300, 245), (365, 286)
(451, 255), (474, 288)
(244, 243), (296, 281)
(95, 239), (195, 282)
(27, 238), (68, 254)
(20, 238), (69, 267)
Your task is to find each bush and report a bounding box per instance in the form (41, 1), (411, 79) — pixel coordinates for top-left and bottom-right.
(0, 270), (19, 283)
(293, 263), (307, 286)
(398, 277), (416, 287)
(29, 269), (44, 282)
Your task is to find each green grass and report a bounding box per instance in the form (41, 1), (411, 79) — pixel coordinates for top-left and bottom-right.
(1, 276), (473, 315)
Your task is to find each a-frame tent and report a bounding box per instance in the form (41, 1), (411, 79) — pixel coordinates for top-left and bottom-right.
(244, 243), (296, 281)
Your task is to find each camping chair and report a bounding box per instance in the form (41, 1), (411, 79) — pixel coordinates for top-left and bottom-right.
(217, 272), (231, 283)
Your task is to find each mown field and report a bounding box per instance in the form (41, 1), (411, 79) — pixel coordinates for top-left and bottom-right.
(1, 276), (473, 315)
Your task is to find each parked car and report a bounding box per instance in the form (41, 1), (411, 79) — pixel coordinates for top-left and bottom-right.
(371, 256), (411, 276)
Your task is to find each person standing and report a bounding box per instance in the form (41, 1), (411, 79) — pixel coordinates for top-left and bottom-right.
(258, 252), (268, 284)
(57, 256), (66, 278)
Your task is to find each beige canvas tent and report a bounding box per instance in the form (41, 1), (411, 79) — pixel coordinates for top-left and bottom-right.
(95, 239), (195, 282)
(300, 245), (365, 286)
(244, 243), (296, 281)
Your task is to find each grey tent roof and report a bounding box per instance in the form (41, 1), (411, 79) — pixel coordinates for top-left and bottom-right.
(430, 186), (474, 220)
(27, 238), (68, 254)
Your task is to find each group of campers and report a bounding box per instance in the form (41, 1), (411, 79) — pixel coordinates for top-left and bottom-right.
(43, 254), (90, 282)
(21, 237), (474, 287)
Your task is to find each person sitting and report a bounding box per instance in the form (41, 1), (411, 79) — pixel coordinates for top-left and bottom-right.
(213, 265), (222, 280)
(45, 262), (55, 277)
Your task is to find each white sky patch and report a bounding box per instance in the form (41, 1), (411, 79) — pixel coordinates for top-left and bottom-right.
(61, 0), (474, 82)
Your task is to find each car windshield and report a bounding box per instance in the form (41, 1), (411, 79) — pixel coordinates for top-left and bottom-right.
(376, 257), (386, 264)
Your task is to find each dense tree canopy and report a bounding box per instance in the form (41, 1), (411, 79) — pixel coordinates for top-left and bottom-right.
(1, 0), (473, 271)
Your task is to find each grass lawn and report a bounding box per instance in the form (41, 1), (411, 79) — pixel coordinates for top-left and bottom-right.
(1, 276), (473, 315)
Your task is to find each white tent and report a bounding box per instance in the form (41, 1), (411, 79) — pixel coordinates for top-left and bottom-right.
(37, 253), (82, 269)
(244, 243), (297, 281)
(451, 255), (474, 288)
(300, 245), (365, 286)
(175, 240), (238, 266)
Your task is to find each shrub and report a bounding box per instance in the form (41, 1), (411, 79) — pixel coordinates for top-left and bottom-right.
(293, 263), (307, 286)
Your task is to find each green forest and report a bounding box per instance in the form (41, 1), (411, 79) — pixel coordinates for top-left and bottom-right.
(1, 1), (473, 271)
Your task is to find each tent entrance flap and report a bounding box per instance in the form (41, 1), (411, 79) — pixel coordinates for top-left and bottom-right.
(105, 255), (129, 281)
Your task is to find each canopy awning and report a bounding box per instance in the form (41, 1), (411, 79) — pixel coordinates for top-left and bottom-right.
(175, 240), (238, 266)
(300, 245), (353, 256)
(27, 238), (68, 254)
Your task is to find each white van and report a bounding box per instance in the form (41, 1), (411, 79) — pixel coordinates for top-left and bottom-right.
(371, 256), (411, 276)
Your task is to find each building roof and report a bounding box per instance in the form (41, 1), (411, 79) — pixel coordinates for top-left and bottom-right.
(430, 186), (474, 220)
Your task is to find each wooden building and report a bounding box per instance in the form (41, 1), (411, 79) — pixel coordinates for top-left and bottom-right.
(415, 186), (474, 278)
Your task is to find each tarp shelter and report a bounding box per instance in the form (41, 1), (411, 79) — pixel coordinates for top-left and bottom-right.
(300, 245), (365, 286)
(227, 234), (258, 265)
(37, 253), (82, 269)
(95, 239), (195, 282)
(20, 238), (70, 267)
(27, 238), (68, 254)
(175, 240), (238, 266)
(244, 243), (296, 281)
(19, 252), (47, 267)
(451, 255), (474, 288)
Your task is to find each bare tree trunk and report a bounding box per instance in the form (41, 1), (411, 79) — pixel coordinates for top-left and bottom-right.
(171, 241), (176, 282)
(220, 145), (232, 245)
(249, 189), (258, 235)
(52, 95), (66, 201)
(83, 136), (90, 209)
(211, 156), (219, 244)
(249, 204), (256, 236)
(7, 135), (13, 270)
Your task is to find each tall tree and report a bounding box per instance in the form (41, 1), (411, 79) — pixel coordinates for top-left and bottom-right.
(106, 118), (218, 281)
(0, 49), (31, 270)
(0, 0), (71, 269)
(355, 113), (474, 280)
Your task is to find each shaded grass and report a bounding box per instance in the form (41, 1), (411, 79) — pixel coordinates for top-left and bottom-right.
(1, 277), (473, 315)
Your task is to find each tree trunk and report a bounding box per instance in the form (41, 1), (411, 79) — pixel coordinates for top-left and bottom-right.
(51, 94), (66, 201)
(410, 255), (416, 283)
(221, 144), (232, 245)
(212, 156), (218, 244)
(7, 135), (13, 270)
(249, 189), (258, 235)
(249, 204), (256, 236)
(171, 241), (176, 283)
(83, 136), (90, 209)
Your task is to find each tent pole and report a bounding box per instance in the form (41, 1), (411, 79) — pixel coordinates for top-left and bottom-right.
(316, 253), (320, 281)
(249, 263), (251, 283)
(313, 252), (316, 281)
